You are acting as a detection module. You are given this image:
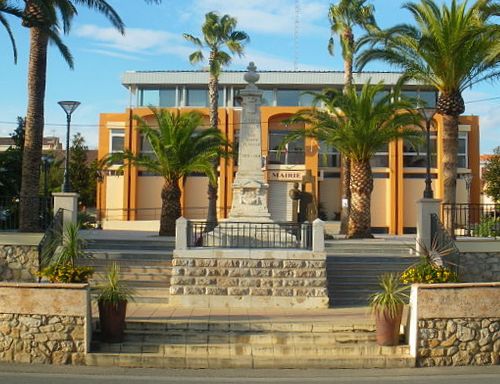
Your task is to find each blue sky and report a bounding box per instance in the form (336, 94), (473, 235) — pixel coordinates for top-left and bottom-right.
(0, 0), (498, 152)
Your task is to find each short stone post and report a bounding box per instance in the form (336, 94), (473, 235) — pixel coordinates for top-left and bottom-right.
(312, 218), (325, 252)
(416, 198), (441, 254)
(52, 192), (79, 227)
(175, 217), (188, 250)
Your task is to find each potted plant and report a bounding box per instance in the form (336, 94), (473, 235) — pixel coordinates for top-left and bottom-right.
(96, 262), (134, 343)
(369, 273), (409, 346)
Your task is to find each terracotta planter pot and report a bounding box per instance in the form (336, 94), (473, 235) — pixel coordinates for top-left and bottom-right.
(375, 305), (403, 346)
(98, 300), (127, 343)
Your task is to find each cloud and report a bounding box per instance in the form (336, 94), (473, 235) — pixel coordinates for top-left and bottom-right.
(188, 0), (329, 36)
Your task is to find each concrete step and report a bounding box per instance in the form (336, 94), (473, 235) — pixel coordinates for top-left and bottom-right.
(85, 240), (173, 251)
(85, 349), (414, 369)
(90, 287), (170, 304)
(91, 271), (171, 282)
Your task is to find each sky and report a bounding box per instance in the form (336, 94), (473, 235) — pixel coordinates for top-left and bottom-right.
(0, 0), (498, 152)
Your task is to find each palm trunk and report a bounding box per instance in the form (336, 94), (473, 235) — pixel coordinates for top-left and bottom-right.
(159, 179), (181, 236)
(19, 27), (49, 232)
(205, 63), (219, 231)
(441, 114), (459, 205)
(442, 114), (459, 236)
(340, 29), (354, 235)
(348, 159), (374, 239)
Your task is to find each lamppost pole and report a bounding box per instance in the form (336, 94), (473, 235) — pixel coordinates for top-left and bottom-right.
(417, 102), (437, 199)
(58, 101), (80, 193)
(463, 173), (473, 236)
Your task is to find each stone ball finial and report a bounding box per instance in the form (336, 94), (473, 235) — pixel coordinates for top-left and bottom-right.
(244, 62), (259, 84)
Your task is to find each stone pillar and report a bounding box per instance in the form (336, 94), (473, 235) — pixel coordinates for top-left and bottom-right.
(52, 192), (79, 227)
(312, 218), (325, 253)
(416, 198), (441, 254)
(175, 217), (188, 250)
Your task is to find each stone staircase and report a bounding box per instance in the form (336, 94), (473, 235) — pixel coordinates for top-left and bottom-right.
(86, 318), (414, 369)
(326, 239), (417, 307)
(79, 237), (173, 304)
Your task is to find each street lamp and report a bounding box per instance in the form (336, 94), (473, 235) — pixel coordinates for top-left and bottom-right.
(58, 100), (80, 193)
(96, 169), (104, 230)
(417, 101), (437, 199)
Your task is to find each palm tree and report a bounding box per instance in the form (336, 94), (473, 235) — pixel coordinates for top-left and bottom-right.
(285, 83), (422, 238)
(327, 0), (377, 234)
(356, 0), (500, 207)
(109, 108), (227, 236)
(17, 0), (161, 232)
(184, 12), (249, 229)
(0, 1), (21, 62)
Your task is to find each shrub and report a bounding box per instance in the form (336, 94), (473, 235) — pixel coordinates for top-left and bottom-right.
(474, 216), (500, 237)
(38, 264), (94, 283)
(400, 259), (458, 284)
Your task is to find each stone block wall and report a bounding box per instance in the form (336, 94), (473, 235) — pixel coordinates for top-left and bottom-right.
(0, 245), (39, 282)
(459, 252), (500, 282)
(0, 314), (86, 364)
(409, 283), (500, 367)
(0, 283), (91, 365)
(170, 249), (329, 308)
(417, 318), (499, 367)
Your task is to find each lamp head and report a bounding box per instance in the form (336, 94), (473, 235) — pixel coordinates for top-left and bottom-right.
(58, 101), (80, 116)
(416, 99), (437, 122)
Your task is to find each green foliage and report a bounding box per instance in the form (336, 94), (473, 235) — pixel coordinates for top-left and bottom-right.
(369, 273), (409, 318)
(183, 12), (249, 78)
(357, 0), (500, 98)
(69, 133), (96, 207)
(474, 216), (500, 237)
(106, 108), (228, 186)
(482, 147), (500, 203)
(0, 1), (21, 63)
(0, 117), (24, 196)
(38, 264), (93, 283)
(285, 82), (423, 162)
(96, 263), (134, 305)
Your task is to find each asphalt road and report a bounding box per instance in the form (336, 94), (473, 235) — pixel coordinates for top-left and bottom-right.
(1, 364), (499, 384)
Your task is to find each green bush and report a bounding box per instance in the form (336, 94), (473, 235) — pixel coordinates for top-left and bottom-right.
(474, 216), (500, 237)
(400, 259), (458, 284)
(38, 264), (94, 283)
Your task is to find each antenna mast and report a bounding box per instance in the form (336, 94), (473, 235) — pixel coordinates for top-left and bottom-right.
(294, 0), (300, 70)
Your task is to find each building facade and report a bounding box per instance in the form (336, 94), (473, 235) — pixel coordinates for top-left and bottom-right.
(98, 70), (480, 234)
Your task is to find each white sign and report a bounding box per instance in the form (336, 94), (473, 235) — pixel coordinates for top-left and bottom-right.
(268, 170), (305, 182)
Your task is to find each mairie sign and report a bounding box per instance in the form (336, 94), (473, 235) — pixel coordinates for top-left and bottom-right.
(268, 170), (305, 181)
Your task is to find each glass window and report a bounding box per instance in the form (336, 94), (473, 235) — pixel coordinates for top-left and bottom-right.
(109, 129), (125, 165)
(268, 131), (304, 165)
(140, 135), (155, 159)
(370, 144), (389, 168)
(277, 90), (301, 106)
(374, 91), (390, 104)
(141, 89), (159, 106)
(186, 89), (207, 107)
(299, 92), (316, 106)
(403, 136), (437, 168)
(419, 91), (437, 108)
(159, 89), (176, 107)
(458, 132), (468, 168)
(319, 142), (340, 167)
(261, 89), (274, 106)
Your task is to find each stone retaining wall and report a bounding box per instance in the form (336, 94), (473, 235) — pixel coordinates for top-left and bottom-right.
(0, 283), (91, 365)
(409, 283), (500, 367)
(0, 244), (39, 282)
(170, 249), (329, 308)
(417, 318), (499, 366)
(459, 252), (500, 283)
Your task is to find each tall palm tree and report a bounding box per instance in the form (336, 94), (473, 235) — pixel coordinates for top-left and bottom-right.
(109, 109), (227, 236)
(285, 83), (422, 238)
(184, 12), (249, 229)
(18, 0), (161, 232)
(0, 1), (21, 62)
(357, 0), (500, 207)
(327, 0), (377, 234)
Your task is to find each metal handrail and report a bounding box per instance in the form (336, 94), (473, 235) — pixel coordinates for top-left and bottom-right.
(186, 220), (312, 250)
(442, 203), (500, 238)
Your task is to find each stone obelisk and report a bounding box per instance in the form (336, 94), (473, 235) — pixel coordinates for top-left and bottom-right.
(228, 62), (272, 222)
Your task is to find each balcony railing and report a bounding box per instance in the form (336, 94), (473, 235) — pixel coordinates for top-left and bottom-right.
(442, 203), (500, 238)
